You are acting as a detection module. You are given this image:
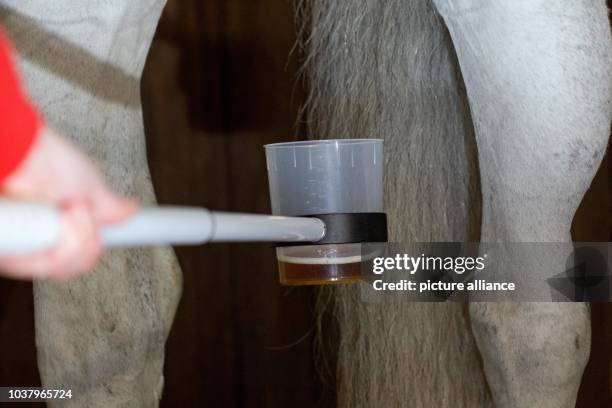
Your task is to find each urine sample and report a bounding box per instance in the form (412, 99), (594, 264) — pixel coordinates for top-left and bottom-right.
(265, 139), (384, 286)
(276, 244), (364, 285)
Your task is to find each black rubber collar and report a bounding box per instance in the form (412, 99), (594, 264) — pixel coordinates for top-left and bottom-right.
(278, 212), (388, 246)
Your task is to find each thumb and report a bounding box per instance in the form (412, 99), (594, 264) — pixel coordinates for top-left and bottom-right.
(90, 184), (139, 225)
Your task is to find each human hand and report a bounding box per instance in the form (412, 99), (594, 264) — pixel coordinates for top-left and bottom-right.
(0, 127), (137, 281)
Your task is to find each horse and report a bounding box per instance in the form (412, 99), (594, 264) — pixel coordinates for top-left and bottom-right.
(1, 0), (609, 406)
(300, 0), (610, 406)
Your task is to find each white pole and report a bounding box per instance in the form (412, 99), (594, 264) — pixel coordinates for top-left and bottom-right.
(210, 212), (325, 243)
(0, 200), (326, 256)
(0, 200), (62, 256)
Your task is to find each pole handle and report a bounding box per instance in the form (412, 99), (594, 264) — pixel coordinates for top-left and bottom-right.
(0, 200), (325, 256)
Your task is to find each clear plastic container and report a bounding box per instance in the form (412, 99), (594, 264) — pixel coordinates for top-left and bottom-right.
(265, 139), (384, 285)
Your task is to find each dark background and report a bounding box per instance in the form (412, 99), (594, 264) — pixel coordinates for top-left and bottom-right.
(0, 0), (610, 407)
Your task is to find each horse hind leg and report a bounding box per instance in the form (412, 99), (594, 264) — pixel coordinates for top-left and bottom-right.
(0, 1), (182, 406)
(433, 0), (611, 407)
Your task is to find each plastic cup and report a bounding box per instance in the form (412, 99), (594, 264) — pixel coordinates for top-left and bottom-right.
(265, 139), (384, 285)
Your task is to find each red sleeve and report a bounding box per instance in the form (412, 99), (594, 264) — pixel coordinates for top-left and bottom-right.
(0, 28), (41, 184)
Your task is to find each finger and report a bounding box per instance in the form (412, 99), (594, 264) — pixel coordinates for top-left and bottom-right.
(89, 182), (139, 225)
(51, 202), (103, 280)
(0, 242), (69, 280)
(0, 253), (57, 280)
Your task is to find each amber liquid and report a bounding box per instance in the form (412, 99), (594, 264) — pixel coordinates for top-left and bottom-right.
(278, 260), (363, 286)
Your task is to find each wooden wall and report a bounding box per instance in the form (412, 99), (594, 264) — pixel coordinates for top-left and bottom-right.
(141, 0), (329, 406)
